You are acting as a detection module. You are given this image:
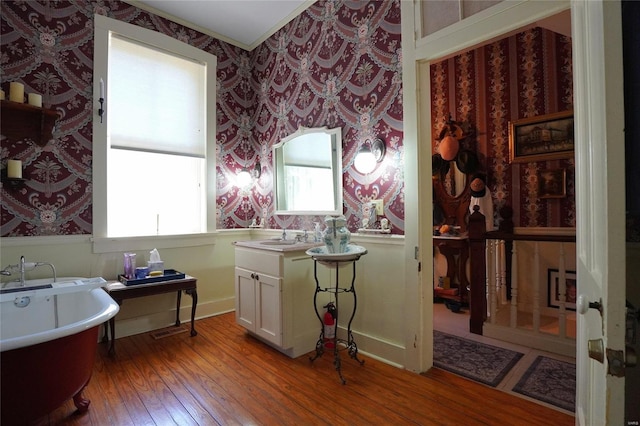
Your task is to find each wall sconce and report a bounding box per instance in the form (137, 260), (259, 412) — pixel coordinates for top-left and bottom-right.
(236, 160), (261, 188)
(354, 138), (385, 174)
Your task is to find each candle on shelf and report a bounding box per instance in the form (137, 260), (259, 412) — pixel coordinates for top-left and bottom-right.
(0, 89), (5, 100)
(99, 78), (104, 99)
(7, 160), (22, 179)
(28, 93), (42, 107)
(9, 82), (24, 103)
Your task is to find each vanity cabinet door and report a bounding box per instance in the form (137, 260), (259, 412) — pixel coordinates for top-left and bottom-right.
(235, 267), (257, 330)
(234, 266), (282, 347)
(254, 273), (282, 345)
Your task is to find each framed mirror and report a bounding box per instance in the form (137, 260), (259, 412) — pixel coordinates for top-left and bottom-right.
(433, 174), (471, 232)
(273, 126), (343, 215)
(441, 162), (467, 198)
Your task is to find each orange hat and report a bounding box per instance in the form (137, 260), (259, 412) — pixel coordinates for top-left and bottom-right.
(439, 135), (459, 161)
(470, 174), (486, 197)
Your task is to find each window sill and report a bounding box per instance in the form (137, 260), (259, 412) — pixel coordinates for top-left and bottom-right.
(92, 232), (219, 253)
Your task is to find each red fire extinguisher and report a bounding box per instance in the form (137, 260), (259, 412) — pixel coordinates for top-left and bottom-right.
(323, 302), (337, 349)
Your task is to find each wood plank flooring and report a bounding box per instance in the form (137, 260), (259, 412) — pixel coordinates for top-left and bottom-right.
(33, 313), (574, 425)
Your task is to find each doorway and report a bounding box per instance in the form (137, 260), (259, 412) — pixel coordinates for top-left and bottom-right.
(404, 2), (627, 421)
(428, 10), (576, 337)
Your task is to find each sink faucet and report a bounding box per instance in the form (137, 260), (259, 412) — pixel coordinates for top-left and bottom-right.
(282, 228), (287, 240)
(294, 230), (308, 243)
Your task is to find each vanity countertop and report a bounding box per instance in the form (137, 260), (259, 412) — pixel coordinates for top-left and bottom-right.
(233, 240), (323, 253)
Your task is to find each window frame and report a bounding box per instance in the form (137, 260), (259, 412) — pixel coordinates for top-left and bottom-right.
(92, 14), (217, 253)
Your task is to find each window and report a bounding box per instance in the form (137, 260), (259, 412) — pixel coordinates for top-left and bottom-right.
(284, 166), (335, 211)
(93, 15), (216, 249)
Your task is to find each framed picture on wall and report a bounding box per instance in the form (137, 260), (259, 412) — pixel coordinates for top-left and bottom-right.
(538, 168), (566, 198)
(509, 110), (574, 163)
(548, 269), (577, 310)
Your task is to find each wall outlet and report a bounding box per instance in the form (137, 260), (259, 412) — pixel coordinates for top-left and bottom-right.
(372, 199), (384, 216)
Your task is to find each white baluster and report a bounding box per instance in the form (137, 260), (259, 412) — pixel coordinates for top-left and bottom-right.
(498, 240), (506, 305)
(510, 241), (518, 328)
(532, 242), (540, 334)
(487, 240), (496, 323)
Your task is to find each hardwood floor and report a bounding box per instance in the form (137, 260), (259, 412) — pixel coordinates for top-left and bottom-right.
(34, 313), (574, 425)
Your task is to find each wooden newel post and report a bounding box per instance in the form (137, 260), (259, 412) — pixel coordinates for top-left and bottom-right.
(468, 205), (486, 335)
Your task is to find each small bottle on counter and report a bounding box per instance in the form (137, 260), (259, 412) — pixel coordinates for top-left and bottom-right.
(313, 222), (322, 242)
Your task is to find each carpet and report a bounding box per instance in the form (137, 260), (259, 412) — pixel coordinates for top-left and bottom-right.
(512, 355), (576, 412)
(433, 331), (524, 387)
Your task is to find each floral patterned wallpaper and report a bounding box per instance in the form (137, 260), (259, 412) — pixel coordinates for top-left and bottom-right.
(431, 27), (575, 228)
(221, 0), (403, 232)
(0, 0), (404, 237)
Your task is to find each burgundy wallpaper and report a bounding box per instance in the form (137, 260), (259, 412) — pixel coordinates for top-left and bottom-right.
(431, 27), (575, 228)
(0, 0), (403, 237)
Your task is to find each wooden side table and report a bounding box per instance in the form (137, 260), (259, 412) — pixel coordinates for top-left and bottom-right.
(433, 236), (470, 305)
(103, 276), (198, 355)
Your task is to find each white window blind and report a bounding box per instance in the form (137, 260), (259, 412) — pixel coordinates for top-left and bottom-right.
(109, 35), (206, 157)
(93, 14), (217, 245)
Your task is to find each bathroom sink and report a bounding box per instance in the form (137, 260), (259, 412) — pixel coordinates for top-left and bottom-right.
(305, 244), (368, 263)
(260, 240), (298, 246)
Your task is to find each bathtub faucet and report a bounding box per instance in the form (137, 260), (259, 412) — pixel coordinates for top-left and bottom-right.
(1, 257), (57, 286)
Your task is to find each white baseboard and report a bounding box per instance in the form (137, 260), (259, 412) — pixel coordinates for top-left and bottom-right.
(340, 327), (405, 368)
(110, 297), (235, 339)
(108, 300), (407, 369)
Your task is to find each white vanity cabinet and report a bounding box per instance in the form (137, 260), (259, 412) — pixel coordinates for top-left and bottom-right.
(235, 249), (282, 346)
(234, 243), (320, 358)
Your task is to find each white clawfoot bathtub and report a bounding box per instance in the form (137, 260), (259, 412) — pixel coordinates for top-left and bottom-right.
(0, 277), (119, 424)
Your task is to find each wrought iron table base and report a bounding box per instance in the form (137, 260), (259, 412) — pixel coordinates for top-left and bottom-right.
(309, 260), (364, 384)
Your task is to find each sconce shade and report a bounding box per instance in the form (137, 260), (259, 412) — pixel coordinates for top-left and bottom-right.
(354, 146), (376, 174)
(237, 168), (252, 187)
(354, 138), (385, 174)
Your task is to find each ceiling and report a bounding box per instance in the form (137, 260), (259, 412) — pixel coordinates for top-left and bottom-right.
(130, 0), (314, 50)
(128, 2), (571, 52)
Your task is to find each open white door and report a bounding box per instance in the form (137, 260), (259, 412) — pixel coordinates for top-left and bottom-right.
(572, 1), (626, 424)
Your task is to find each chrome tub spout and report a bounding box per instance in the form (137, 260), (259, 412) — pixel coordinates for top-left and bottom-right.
(1, 257), (57, 287)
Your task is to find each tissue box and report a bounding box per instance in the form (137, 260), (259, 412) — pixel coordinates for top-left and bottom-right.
(147, 261), (164, 273)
